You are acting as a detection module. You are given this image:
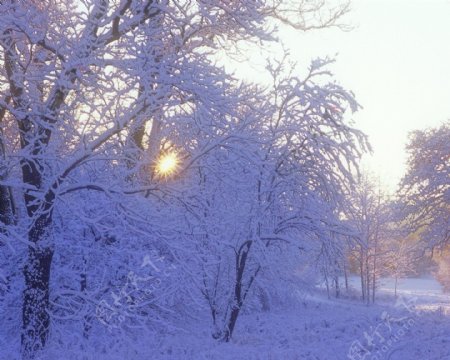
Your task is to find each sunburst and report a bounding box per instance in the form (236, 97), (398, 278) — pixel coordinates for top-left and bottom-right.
(155, 152), (180, 178)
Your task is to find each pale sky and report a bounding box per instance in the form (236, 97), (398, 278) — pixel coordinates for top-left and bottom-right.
(226, 0), (450, 193)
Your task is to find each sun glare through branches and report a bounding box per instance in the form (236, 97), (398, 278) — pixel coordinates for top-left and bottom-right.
(154, 152), (180, 178)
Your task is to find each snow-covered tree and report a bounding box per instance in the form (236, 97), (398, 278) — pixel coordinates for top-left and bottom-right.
(435, 246), (450, 292)
(398, 121), (450, 248)
(170, 56), (368, 341)
(0, 0), (359, 357)
(384, 236), (417, 297)
(345, 174), (391, 303)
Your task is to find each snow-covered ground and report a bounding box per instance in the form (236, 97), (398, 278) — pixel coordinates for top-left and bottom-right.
(5, 277), (450, 360)
(351, 275), (450, 314)
(155, 276), (450, 360)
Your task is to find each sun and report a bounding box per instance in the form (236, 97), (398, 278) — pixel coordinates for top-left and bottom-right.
(155, 152), (180, 178)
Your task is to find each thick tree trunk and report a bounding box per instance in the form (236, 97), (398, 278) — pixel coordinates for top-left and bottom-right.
(0, 184), (15, 228)
(0, 127), (15, 228)
(21, 189), (55, 358)
(22, 246), (53, 358)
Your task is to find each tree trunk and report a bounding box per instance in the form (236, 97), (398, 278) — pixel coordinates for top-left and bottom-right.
(222, 241), (258, 342)
(22, 246), (53, 358)
(222, 252), (246, 342)
(0, 128), (15, 229)
(344, 262), (349, 292)
(334, 276), (340, 298)
(21, 190), (55, 358)
(81, 255), (92, 339)
(324, 272), (330, 299)
(223, 306), (240, 342)
(360, 258), (365, 301)
(0, 185), (15, 227)
(372, 232), (379, 304)
(365, 256), (370, 305)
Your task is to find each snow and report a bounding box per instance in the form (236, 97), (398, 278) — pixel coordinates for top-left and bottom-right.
(2, 274), (450, 359)
(114, 276), (447, 360)
(345, 275), (450, 314)
(162, 277), (450, 360)
(0, 2), (448, 360)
